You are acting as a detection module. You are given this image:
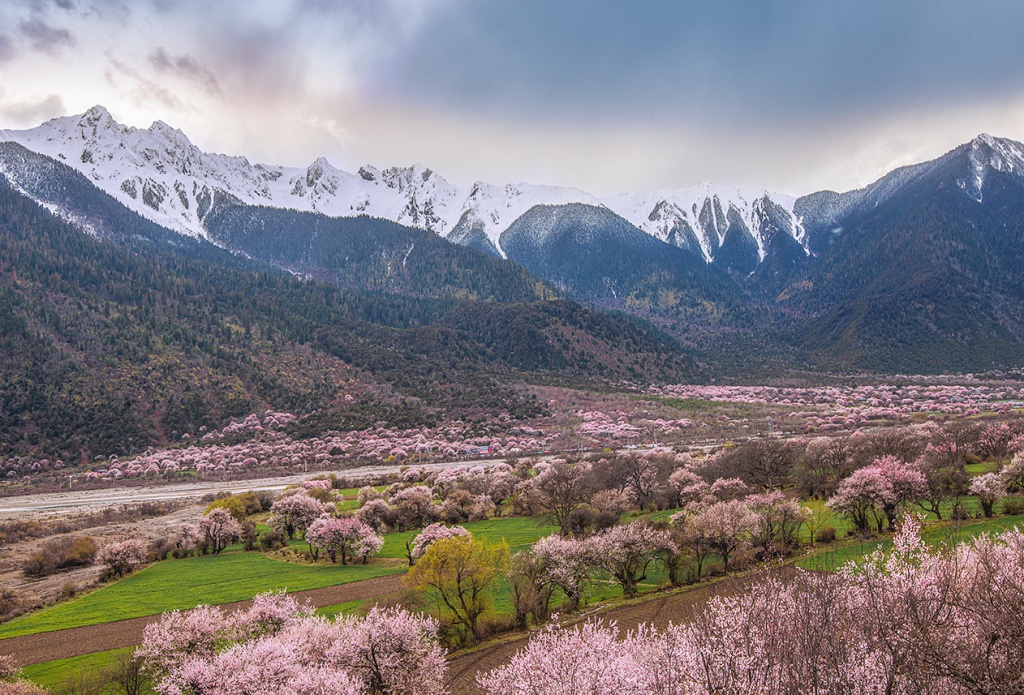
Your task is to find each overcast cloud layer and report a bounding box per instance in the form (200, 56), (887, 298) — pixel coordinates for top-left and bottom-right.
(2, 0), (1024, 195)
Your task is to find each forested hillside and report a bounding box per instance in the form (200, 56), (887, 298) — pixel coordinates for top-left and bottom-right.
(0, 182), (697, 462)
(204, 198), (556, 302)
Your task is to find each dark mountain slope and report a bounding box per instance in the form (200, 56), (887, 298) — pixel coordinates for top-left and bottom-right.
(779, 140), (1024, 372)
(203, 198), (554, 302)
(0, 142), (223, 256)
(499, 203), (748, 323)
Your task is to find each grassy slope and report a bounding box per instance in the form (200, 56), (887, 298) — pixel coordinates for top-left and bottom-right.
(0, 553), (402, 639)
(21, 648), (135, 691)
(1, 515), (557, 640)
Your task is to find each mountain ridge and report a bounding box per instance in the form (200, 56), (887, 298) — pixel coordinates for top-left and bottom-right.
(0, 106), (807, 267)
(7, 109), (1024, 375)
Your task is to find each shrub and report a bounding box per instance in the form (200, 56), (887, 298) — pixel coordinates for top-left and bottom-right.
(593, 510), (620, 532)
(253, 490), (277, 512)
(23, 536), (98, 577)
(258, 528), (287, 551)
(816, 526), (837, 543)
(204, 494), (248, 521)
(0, 589), (17, 618)
(565, 507), (596, 536)
(240, 521), (258, 551)
(303, 485), (337, 504)
(149, 537), (177, 561)
(1001, 497), (1024, 515)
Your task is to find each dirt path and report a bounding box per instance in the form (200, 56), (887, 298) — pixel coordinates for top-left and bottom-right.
(445, 572), (770, 695)
(0, 573), (407, 666)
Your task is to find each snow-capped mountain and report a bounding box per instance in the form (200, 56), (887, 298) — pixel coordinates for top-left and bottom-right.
(8, 109), (1024, 376)
(0, 106), (806, 266)
(0, 106), (468, 239)
(794, 133), (1024, 254)
(605, 184), (804, 268)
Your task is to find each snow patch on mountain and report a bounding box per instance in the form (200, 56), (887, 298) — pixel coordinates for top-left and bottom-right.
(0, 106), (808, 264)
(960, 134), (1024, 202)
(601, 183), (802, 263)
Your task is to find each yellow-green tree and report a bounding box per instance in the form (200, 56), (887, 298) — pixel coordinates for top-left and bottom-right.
(204, 494), (249, 521)
(406, 534), (508, 643)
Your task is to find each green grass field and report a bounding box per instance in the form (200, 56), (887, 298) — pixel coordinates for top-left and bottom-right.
(315, 599), (366, 619)
(376, 515), (559, 560)
(798, 513), (1024, 571)
(0, 515), (556, 641)
(0, 553), (402, 639)
(21, 648), (136, 691)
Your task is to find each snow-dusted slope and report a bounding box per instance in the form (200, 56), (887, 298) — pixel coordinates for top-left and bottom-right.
(448, 181), (600, 257)
(0, 106), (807, 264)
(602, 184), (803, 263)
(961, 133), (1024, 201)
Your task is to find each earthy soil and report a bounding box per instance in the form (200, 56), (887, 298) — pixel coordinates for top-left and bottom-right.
(0, 573), (407, 666)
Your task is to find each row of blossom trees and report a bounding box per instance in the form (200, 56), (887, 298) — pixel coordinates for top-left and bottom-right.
(481, 517), (1024, 695)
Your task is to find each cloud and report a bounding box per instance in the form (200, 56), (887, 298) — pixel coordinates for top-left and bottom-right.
(376, 0), (1024, 130)
(0, 93), (66, 125)
(148, 48), (220, 94)
(19, 17), (76, 54)
(0, 34), (14, 63)
(303, 114), (350, 146)
(107, 57), (185, 111)
(3, 0), (1023, 196)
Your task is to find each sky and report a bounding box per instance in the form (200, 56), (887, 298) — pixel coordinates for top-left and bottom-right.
(2, 0), (1024, 196)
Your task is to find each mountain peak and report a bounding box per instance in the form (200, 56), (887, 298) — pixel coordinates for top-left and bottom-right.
(960, 133), (1024, 199)
(149, 119), (181, 135)
(81, 104), (114, 124)
(146, 119), (195, 149)
(965, 132), (1024, 160)
(74, 105), (121, 137)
